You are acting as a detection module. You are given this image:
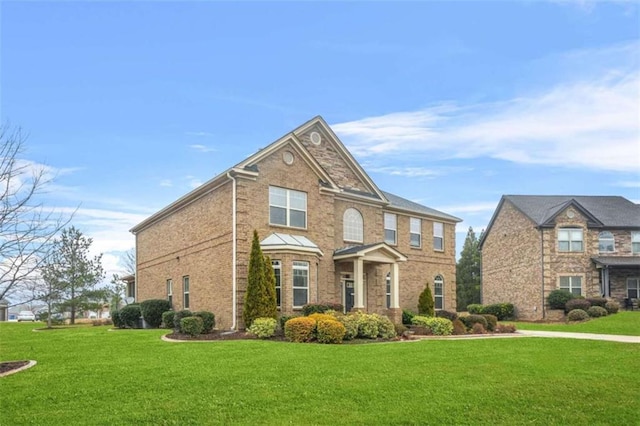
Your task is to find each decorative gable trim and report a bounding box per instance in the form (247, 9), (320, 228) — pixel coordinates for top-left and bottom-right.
(333, 242), (408, 262)
(539, 199), (604, 228)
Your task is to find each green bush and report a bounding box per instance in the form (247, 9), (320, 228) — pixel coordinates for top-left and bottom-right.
(423, 317), (453, 336)
(418, 284), (435, 316)
(565, 298), (591, 313)
(111, 310), (122, 328)
(459, 314), (488, 331)
(308, 313), (336, 323)
(394, 323), (408, 336)
(337, 315), (359, 340)
(316, 319), (346, 344)
(402, 309), (415, 325)
(161, 311), (175, 329)
(435, 310), (458, 321)
(411, 315), (432, 328)
(374, 314), (397, 339)
(481, 314), (498, 332)
(567, 309), (590, 322)
(301, 302), (344, 316)
(173, 310), (193, 332)
(482, 303), (515, 321)
(548, 289), (573, 310)
(587, 306), (608, 318)
(140, 299), (172, 328)
(181, 316), (203, 336)
(605, 300), (620, 314)
(356, 313), (380, 339)
(248, 317), (278, 338)
(467, 304), (483, 314)
(194, 311), (215, 333)
(452, 319), (466, 335)
(586, 297), (607, 308)
(119, 304), (142, 328)
(284, 316), (316, 342)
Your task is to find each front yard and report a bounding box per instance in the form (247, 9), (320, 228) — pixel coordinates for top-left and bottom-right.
(1, 321), (638, 425)
(511, 311), (640, 336)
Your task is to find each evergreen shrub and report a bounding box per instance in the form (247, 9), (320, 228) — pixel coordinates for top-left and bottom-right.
(605, 300), (620, 314)
(140, 299), (172, 328)
(284, 316), (316, 342)
(301, 302), (344, 316)
(471, 323), (487, 334)
(194, 311), (215, 333)
(173, 310), (193, 332)
(316, 319), (346, 344)
(548, 289), (573, 310)
(181, 316), (203, 336)
(586, 297), (607, 308)
(587, 306), (608, 318)
(481, 314), (498, 332)
(161, 311), (175, 329)
(337, 315), (359, 340)
(567, 309), (589, 322)
(467, 304), (483, 314)
(119, 304), (142, 328)
(459, 314), (488, 331)
(436, 310), (458, 321)
(452, 319), (466, 335)
(111, 310), (122, 328)
(402, 309), (415, 325)
(482, 303), (515, 320)
(248, 317), (278, 338)
(565, 299), (591, 313)
(418, 284), (435, 316)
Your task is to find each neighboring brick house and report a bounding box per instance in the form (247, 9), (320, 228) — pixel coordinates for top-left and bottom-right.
(479, 195), (640, 320)
(130, 116), (461, 329)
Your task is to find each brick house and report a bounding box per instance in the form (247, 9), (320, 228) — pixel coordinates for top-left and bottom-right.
(130, 116), (461, 329)
(479, 195), (640, 320)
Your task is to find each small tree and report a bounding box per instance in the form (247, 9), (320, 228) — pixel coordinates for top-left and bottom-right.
(243, 230), (277, 328)
(456, 227), (481, 311)
(418, 283), (435, 316)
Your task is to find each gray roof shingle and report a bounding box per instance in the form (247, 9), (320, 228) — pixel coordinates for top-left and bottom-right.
(382, 191), (462, 222)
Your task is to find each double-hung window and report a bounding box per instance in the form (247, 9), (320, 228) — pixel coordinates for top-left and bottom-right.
(598, 231), (615, 253)
(410, 218), (421, 248)
(269, 186), (307, 228)
(183, 276), (190, 309)
(558, 228), (583, 252)
(272, 260), (281, 308)
(559, 276), (582, 296)
(292, 261), (309, 308)
(384, 213), (397, 245)
(166, 279), (173, 305)
(632, 232), (640, 255)
(433, 222), (444, 251)
(627, 278), (639, 299)
(434, 276), (444, 310)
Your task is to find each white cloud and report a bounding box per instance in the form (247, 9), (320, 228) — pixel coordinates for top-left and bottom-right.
(189, 144), (216, 153)
(159, 179), (173, 187)
(614, 180), (640, 188)
(333, 43), (639, 174)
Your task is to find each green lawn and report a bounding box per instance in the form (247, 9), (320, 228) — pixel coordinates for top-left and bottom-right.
(511, 311), (640, 336)
(1, 322), (638, 425)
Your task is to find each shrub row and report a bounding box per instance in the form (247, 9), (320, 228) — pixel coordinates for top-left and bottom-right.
(301, 302), (344, 316)
(466, 303), (514, 320)
(411, 316), (453, 336)
(547, 290), (620, 315)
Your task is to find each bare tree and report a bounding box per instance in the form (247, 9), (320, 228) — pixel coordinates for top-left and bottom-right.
(123, 248), (135, 276)
(0, 124), (71, 304)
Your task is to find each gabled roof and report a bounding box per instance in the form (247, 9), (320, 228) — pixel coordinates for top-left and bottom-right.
(333, 242), (407, 262)
(479, 195), (640, 249)
(592, 256), (640, 268)
(382, 191), (462, 223)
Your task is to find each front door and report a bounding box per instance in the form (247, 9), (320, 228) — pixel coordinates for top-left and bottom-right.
(344, 280), (354, 313)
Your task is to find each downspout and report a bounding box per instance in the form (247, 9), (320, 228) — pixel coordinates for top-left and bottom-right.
(227, 172), (237, 330)
(540, 228), (545, 319)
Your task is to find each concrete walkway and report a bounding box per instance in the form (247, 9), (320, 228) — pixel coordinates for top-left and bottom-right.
(517, 329), (640, 343)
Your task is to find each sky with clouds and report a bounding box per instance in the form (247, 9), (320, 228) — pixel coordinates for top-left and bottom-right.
(1, 1), (639, 282)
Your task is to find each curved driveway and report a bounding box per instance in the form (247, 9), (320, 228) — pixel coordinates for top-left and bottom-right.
(517, 329), (640, 343)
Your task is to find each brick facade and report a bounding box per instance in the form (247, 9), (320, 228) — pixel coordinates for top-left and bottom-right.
(132, 117), (460, 329)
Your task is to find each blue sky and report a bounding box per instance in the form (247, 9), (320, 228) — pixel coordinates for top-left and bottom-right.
(1, 1), (639, 278)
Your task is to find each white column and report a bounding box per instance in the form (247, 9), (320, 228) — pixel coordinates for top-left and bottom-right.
(353, 258), (365, 309)
(390, 262), (400, 309)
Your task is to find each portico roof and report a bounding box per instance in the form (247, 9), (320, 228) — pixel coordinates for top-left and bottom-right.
(333, 243), (407, 262)
(592, 256), (640, 268)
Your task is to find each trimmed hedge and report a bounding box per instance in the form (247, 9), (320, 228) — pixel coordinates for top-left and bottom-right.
(111, 310), (122, 328)
(337, 315), (359, 340)
(452, 319), (466, 335)
(194, 311), (215, 333)
(411, 316), (453, 336)
(482, 303), (515, 321)
(565, 298), (591, 313)
(472, 323), (487, 334)
(161, 311), (175, 329)
(119, 304), (141, 328)
(402, 309), (415, 325)
(586, 297), (607, 308)
(248, 317), (278, 338)
(356, 313), (380, 339)
(459, 314), (488, 331)
(140, 299), (172, 328)
(605, 300), (620, 314)
(284, 316), (316, 342)
(436, 310), (458, 321)
(181, 316), (203, 336)
(548, 289), (573, 310)
(301, 302), (344, 316)
(316, 319), (346, 344)
(375, 314), (397, 339)
(173, 310), (193, 332)
(481, 314), (498, 332)
(587, 306), (608, 318)
(308, 313), (336, 323)
(567, 309), (589, 322)
(467, 304), (483, 314)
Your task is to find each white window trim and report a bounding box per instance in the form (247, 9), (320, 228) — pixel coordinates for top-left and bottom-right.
(343, 208), (364, 243)
(269, 186), (307, 229)
(410, 217), (422, 248)
(559, 275), (582, 296)
(384, 213), (397, 245)
(434, 276), (444, 310)
(433, 222), (444, 251)
(272, 260), (281, 308)
(558, 228), (584, 252)
(627, 277), (639, 299)
(183, 276), (190, 309)
(292, 261), (309, 308)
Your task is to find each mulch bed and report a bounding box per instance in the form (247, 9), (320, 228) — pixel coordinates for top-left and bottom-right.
(165, 330), (287, 341)
(0, 360), (29, 375)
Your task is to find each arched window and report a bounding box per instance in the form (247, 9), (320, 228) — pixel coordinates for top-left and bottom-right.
(598, 231), (615, 253)
(434, 275), (444, 310)
(343, 208), (363, 243)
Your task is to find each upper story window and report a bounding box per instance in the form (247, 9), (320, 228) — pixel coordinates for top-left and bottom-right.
(433, 222), (444, 251)
(166, 279), (173, 305)
(558, 228), (583, 252)
(598, 231), (615, 253)
(384, 213), (397, 245)
(272, 260), (281, 308)
(269, 186), (307, 228)
(410, 218), (421, 248)
(632, 232), (640, 255)
(434, 275), (444, 310)
(343, 208), (363, 243)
